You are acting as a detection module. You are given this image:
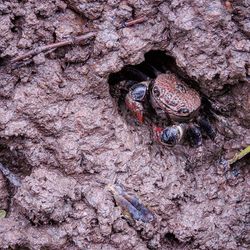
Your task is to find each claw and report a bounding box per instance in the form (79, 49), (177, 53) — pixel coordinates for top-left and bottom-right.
(125, 94), (144, 123)
(130, 83), (148, 101)
(125, 82), (149, 123)
(154, 125), (185, 146)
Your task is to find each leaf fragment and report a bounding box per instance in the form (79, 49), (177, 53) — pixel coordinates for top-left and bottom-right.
(0, 210), (6, 218)
(228, 146), (250, 165)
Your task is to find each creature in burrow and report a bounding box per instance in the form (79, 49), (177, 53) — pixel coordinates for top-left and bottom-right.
(111, 64), (218, 147)
(107, 184), (155, 223)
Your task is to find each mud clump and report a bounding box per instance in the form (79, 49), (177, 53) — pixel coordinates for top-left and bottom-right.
(15, 168), (81, 225)
(0, 0), (249, 249)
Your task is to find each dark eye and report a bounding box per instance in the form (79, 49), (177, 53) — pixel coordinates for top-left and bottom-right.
(178, 108), (189, 114)
(176, 83), (186, 93)
(153, 86), (160, 97)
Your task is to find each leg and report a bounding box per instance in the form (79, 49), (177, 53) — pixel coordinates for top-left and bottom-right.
(125, 81), (149, 123)
(197, 116), (216, 140)
(186, 124), (202, 147)
(201, 96), (233, 117)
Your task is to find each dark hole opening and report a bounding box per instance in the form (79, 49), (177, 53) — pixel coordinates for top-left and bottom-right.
(107, 50), (218, 148)
(108, 50), (179, 86)
(10, 16), (23, 34)
(108, 50), (201, 126)
(108, 50), (202, 102)
(164, 232), (180, 244)
(0, 56), (8, 67)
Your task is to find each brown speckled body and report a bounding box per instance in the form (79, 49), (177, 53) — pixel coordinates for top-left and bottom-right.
(151, 73), (201, 122)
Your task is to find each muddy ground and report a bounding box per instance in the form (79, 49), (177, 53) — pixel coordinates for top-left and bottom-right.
(0, 0), (249, 249)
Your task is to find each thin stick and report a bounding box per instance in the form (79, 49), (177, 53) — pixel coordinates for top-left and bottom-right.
(11, 32), (96, 64)
(12, 47), (58, 69)
(124, 16), (147, 27)
(118, 16), (147, 29)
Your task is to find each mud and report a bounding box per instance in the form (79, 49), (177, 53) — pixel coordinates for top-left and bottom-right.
(0, 0), (249, 249)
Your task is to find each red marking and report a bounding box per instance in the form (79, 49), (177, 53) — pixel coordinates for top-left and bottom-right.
(125, 95), (144, 124)
(136, 111), (144, 124)
(153, 126), (164, 134)
(152, 125), (164, 143)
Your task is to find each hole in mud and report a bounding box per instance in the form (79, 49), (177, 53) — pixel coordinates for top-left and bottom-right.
(10, 16), (23, 35)
(164, 232), (180, 244)
(0, 56), (9, 67)
(162, 231), (191, 249)
(108, 50), (216, 147)
(17, 0), (28, 3)
(108, 50), (187, 124)
(109, 51), (180, 86)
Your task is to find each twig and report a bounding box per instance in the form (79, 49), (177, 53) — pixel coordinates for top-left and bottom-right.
(11, 32), (96, 64)
(119, 16), (147, 29)
(12, 47), (58, 69)
(124, 16), (147, 27)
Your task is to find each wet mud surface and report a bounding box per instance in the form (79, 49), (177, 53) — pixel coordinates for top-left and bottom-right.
(0, 0), (249, 249)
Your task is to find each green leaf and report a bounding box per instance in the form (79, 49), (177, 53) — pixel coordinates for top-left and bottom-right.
(229, 145), (250, 165)
(0, 209), (6, 218)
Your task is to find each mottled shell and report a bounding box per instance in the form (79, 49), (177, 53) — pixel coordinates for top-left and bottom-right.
(151, 73), (201, 122)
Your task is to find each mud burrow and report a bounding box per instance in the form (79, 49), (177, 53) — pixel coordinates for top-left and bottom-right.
(0, 0), (249, 250)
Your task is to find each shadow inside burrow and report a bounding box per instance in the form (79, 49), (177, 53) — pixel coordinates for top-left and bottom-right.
(108, 50), (207, 133)
(108, 50), (199, 91)
(107, 50), (248, 186)
(107, 50), (246, 169)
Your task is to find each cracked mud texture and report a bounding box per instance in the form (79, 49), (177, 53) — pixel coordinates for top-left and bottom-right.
(0, 0), (249, 249)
